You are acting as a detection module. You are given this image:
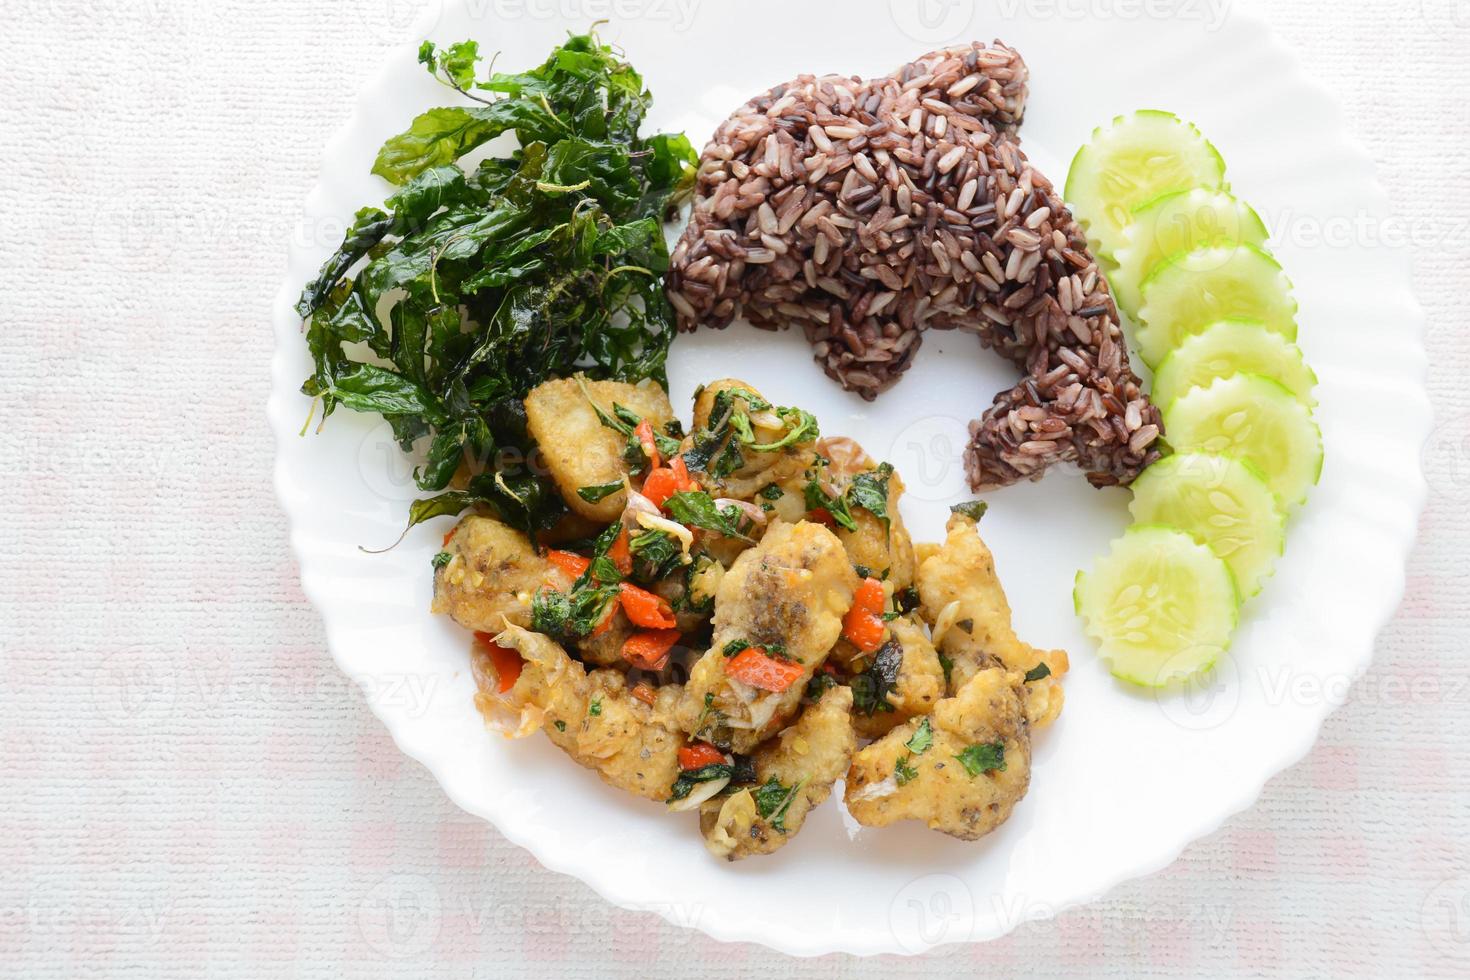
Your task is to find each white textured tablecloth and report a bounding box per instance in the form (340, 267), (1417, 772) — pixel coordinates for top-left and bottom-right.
(2, 0), (1466, 975)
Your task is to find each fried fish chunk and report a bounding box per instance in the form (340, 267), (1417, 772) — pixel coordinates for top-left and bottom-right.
(699, 685), (856, 860)
(820, 437), (918, 592)
(845, 615), (947, 740)
(432, 516), (547, 631)
(479, 625), (684, 802)
(686, 379), (816, 501)
(524, 377), (674, 522)
(676, 520), (858, 753)
(916, 512), (1068, 727)
(844, 667), (1030, 841)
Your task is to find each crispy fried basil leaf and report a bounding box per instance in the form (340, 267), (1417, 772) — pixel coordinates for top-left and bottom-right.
(296, 31), (696, 535)
(847, 462), (895, 531)
(666, 763), (733, 803)
(577, 482), (623, 503)
(950, 500), (989, 522)
(666, 491), (747, 539)
(752, 776), (806, 833)
(850, 639), (903, 716)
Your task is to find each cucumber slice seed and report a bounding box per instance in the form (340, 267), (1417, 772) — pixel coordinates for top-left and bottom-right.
(1162, 374), (1324, 507)
(1129, 452), (1286, 599)
(1152, 320), (1318, 410)
(1111, 189), (1269, 317)
(1074, 525), (1238, 687)
(1064, 110), (1228, 261)
(1135, 243), (1298, 369)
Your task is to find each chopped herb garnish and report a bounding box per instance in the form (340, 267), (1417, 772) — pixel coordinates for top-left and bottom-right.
(588, 697), (603, 717)
(531, 583), (618, 640)
(576, 481), (623, 504)
(895, 586), (921, 615)
(894, 755), (919, 786)
(745, 407), (819, 452)
(729, 754), (757, 786)
(950, 500), (989, 522)
(847, 462), (895, 533)
(905, 717), (933, 755)
(758, 483), (785, 502)
(937, 651), (954, 688)
(431, 551), (453, 569)
(805, 671), (839, 701)
(585, 555), (625, 586)
(802, 459), (857, 531)
(553, 720), (567, 732)
(954, 741), (1006, 777)
(628, 528), (682, 582)
(590, 520), (623, 557)
(666, 762), (733, 802)
(710, 438), (745, 478)
(666, 490), (749, 539)
(850, 639), (902, 716)
(722, 639), (751, 657)
(752, 775), (806, 833)
(1024, 662), (1052, 683)
(691, 690), (723, 741)
(579, 386), (681, 468)
(674, 553), (718, 614)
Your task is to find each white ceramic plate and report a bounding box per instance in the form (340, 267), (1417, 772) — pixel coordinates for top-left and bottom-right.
(270, 0), (1428, 956)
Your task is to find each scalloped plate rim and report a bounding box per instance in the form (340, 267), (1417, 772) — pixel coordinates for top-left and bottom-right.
(269, 1), (1429, 957)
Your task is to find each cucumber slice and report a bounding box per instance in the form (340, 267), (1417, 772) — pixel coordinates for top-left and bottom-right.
(1074, 525), (1237, 687)
(1135, 243), (1297, 368)
(1163, 375), (1323, 507)
(1064, 110), (1227, 260)
(1152, 320), (1318, 410)
(1129, 453), (1286, 598)
(1111, 189), (1269, 317)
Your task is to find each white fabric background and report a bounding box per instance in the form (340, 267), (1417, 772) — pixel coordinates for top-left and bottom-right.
(2, 0), (1466, 975)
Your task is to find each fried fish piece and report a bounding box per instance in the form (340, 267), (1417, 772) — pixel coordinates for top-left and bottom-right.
(700, 685), (856, 860)
(479, 625), (684, 802)
(432, 515), (547, 631)
(844, 615), (947, 740)
(758, 437), (918, 592)
(524, 377), (674, 523)
(685, 379), (816, 502)
(916, 513), (1067, 727)
(822, 438), (918, 592)
(676, 520), (858, 753)
(844, 667), (1030, 841)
